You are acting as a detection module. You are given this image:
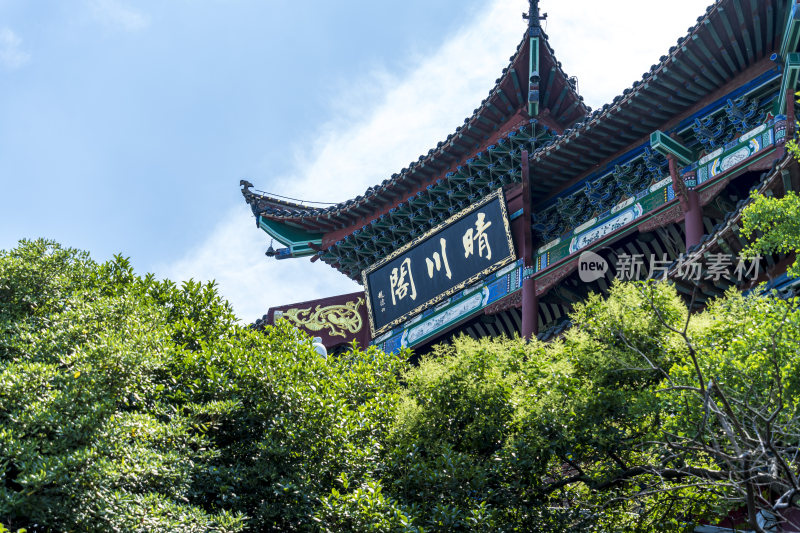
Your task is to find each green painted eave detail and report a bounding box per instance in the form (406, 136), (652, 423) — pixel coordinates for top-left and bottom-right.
(778, 52), (800, 114)
(258, 216), (323, 248)
(650, 130), (694, 166)
(528, 36), (539, 117)
(284, 245), (316, 257)
(780, 1), (800, 59)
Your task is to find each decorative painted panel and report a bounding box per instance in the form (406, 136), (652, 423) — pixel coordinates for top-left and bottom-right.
(686, 116), (784, 188)
(531, 148), (668, 243)
(535, 177), (674, 272)
(533, 116), (784, 277)
(568, 204), (644, 254)
(372, 260), (523, 354)
(282, 299), (364, 338)
(266, 291), (371, 349)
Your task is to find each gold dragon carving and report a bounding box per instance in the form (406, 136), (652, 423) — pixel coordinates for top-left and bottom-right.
(281, 298), (364, 338)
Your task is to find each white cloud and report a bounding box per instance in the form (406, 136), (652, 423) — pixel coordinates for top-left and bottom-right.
(543, 0), (711, 110)
(88, 0), (150, 32)
(273, 0), (523, 204)
(0, 28), (30, 69)
(162, 0), (522, 322)
(158, 206), (360, 323)
(161, 0), (715, 322)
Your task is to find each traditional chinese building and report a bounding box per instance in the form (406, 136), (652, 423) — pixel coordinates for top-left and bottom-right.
(243, 0), (800, 356)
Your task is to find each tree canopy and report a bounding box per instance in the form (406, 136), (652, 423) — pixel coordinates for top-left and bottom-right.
(0, 240), (406, 532)
(1, 238), (799, 532)
(742, 190), (800, 277)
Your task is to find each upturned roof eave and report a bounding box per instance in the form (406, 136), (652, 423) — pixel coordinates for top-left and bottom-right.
(529, 0), (788, 201)
(244, 0), (789, 281)
(242, 24), (587, 231)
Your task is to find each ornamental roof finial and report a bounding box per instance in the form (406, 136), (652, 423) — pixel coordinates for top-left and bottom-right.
(522, 0), (547, 34)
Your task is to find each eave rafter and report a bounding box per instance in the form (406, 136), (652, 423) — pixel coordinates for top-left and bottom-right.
(318, 121), (551, 278)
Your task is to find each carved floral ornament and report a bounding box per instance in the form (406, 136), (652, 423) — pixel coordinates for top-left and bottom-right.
(279, 298), (364, 338)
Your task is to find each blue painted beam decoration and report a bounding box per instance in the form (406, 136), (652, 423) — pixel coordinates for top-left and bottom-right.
(535, 178), (673, 272)
(682, 115), (785, 187)
(363, 189), (515, 336)
(534, 115), (786, 275)
(371, 260), (523, 354)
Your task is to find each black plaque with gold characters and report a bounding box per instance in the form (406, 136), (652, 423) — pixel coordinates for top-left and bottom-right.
(363, 189), (515, 336)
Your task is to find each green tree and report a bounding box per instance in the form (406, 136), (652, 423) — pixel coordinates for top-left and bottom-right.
(3, 238), (799, 532)
(741, 190), (800, 277)
(0, 239), (406, 532)
(377, 281), (800, 532)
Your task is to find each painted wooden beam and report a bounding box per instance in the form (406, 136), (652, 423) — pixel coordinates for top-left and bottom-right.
(782, 168), (793, 193)
(692, 34), (732, 79)
(496, 88), (515, 113)
(511, 68), (524, 107)
(475, 114), (497, 130)
(766, 1), (776, 50)
(550, 86), (569, 117)
(543, 66), (557, 102)
(650, 130), (694, 165)
(646, 83), (693, 106)
(560, 99), (581, 120)
(717, 7), (746, 70)
(780, 1), (800, 59)
(778, 52), (800, 114)
(752, 2), (763, 59)
(730, 0), (755, 65)
(656, 69), (704, 98)
(705, 22), (738, 74)
(485, 101), (506, 121)
(671, 59), (714, 91)
(681, 44), (723, 86)
(520, 150), (538, 339)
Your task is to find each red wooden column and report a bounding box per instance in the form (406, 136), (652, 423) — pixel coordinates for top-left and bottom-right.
(684, 189), (703, 249)
(668, 155), (703, 250)
(520, 150), (539, 339)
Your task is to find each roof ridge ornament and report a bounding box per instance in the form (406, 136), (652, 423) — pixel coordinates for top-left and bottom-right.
(522, 0), (546, 36)
(523, 0), (546, 116)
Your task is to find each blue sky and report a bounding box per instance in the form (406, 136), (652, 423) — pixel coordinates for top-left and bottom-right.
(1, 0), (710, 321)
